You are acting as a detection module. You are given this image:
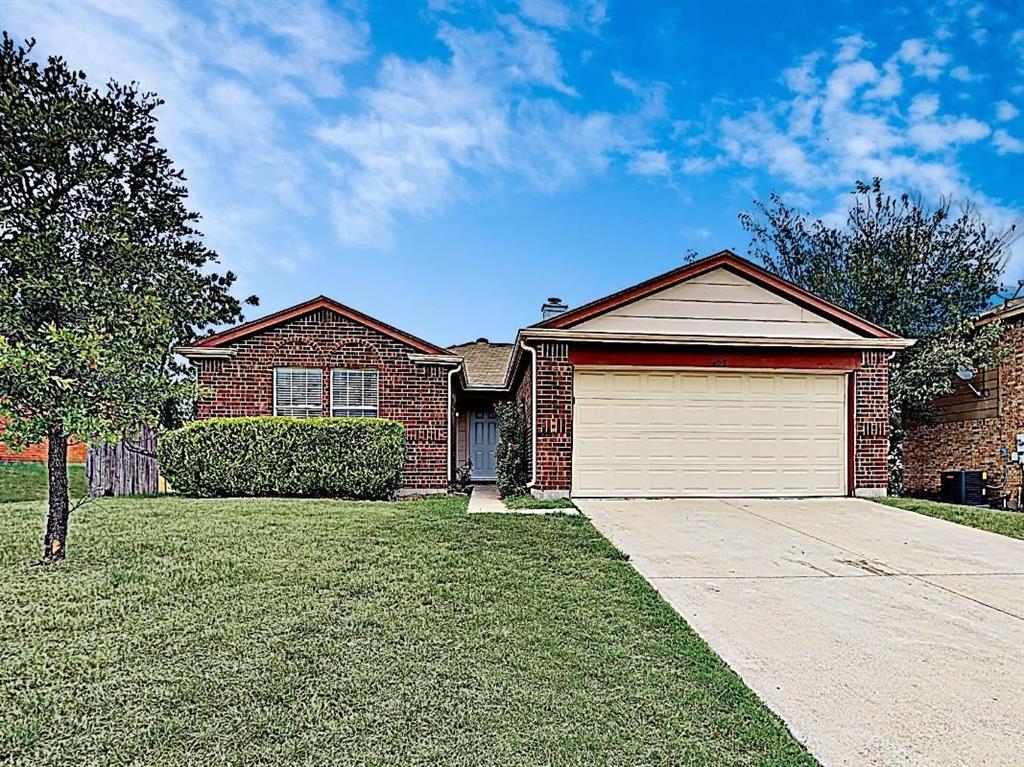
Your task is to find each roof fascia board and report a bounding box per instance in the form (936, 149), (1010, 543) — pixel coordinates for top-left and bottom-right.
(176, 346), (238, 359)
(519, 328), (915, 350)
(408, 354), (462, 365)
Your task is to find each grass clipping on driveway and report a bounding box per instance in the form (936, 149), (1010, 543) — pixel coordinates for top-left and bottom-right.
(0, 495), (813, 767)
(878, 496), (1024, 540)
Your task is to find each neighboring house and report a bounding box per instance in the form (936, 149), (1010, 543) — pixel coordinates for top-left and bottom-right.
(178, 250), (912, 498)
(0, 419), (87, 463)
(903, 298), (1024, 508)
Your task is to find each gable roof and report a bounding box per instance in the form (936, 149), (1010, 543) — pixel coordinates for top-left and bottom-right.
(190, 295), (451, 355)
(533, 250), (902, 339)
(448, 340), (513, 388)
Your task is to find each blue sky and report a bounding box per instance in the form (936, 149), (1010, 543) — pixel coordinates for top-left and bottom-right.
(3, 0), (1023, 344)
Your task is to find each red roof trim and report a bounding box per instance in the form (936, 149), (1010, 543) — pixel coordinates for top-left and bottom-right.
(534, 250), (900, 339)
(194, 296), (450, 355)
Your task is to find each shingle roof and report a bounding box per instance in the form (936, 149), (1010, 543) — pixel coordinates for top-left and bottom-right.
(449, 339), (514, 388)
(980, 296), (1024, 324)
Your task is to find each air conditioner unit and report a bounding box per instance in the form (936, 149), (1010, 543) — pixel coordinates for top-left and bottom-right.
(939, 470), (987, 506)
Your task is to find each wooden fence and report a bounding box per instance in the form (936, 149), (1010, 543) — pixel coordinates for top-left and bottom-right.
(86, 425), (162, 497)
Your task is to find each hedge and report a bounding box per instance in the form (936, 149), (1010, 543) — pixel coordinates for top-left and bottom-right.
(158, 417), (406, 499)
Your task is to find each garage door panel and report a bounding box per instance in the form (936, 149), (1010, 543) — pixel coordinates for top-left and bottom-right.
(572, 368), (847, 497)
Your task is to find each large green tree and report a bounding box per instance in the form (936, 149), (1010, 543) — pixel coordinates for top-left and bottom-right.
(741, 178), (1017, 487)
(0, 35), (254, 562)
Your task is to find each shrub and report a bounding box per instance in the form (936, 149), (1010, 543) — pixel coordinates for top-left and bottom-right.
(495, 401), (529, 498)
(158, 416), (406, 499)
(448, 459), (473, 495)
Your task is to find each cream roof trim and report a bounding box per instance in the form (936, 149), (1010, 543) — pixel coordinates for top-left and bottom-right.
(519, 328), (916, 350)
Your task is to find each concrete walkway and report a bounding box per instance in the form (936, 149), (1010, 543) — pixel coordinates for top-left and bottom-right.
(578, 497), (1024, 767)
(466, 484), (507, 513)
(466, 484), (577, 514)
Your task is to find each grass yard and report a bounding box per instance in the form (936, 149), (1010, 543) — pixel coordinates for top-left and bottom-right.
(503, 494), (577, 511)
(0, 462), (87, 504)
(877, 496), (1024, 540)
(0, 494), (814, 767)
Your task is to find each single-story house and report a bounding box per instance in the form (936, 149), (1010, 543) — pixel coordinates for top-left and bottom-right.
(177, 250), (912, 498)
(902, 298), (1023, 508)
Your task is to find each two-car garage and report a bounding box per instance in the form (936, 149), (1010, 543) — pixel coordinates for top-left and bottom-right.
(524, 252), (910, 500)
(572, 368), (849, 498)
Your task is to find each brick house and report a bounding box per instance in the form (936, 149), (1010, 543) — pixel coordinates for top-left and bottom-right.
(0, 419), (87, 464)
(179, 251), (912, 498)
(902, 298), (1024, 509)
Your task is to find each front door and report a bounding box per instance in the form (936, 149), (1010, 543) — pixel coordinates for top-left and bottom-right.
(469, 411), (500, 480)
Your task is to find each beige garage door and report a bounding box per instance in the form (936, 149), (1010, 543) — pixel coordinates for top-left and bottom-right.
(573, 368), (847, 497)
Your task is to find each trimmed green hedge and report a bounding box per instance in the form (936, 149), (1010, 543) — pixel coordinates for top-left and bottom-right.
(158, 417), (406, 499)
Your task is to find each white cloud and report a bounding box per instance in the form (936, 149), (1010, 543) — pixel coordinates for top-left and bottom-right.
(783, 52), (821, 95)
(825, 60), (879, 108)
(0, 0), (371, 284)
(908, 116), (989, 152)
(993, 129), (1024, 155)
(865, 59), (902, 100)
(517, 0), (607, 32)
(518, 0), (571, 29)
(685, 31), (1022, 278)
(949, 64), (981, 82)
(908, 93), (940, 120)
(996, 101), (1019, 122)
(834, 33), (869, 63)
(680, 155), (725, 175)
(628, 149), (671, 177)
(680, 225), (712, 239)
(896, 38), (949, 79)
(318, 18), (658, 247)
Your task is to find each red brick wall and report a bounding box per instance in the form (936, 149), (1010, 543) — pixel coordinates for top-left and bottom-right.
(531, 342), (573, 493)
(853, 351), (891, 494)
(0, 420), (87, 463)
(195, 308), (450, 490)
(903, 320), (1023, 507)
(513, 359), (533, 479)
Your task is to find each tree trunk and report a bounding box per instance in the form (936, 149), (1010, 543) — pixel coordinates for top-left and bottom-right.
(42, 429), (70, 563)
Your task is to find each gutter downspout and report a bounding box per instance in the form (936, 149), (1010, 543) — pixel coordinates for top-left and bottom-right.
(520, 340), (538, 489)
(447, 364), (462, 483)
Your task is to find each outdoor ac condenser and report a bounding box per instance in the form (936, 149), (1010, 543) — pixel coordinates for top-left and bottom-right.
(939, 470), (987, 506)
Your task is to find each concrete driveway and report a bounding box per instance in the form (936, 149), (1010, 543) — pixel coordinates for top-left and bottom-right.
(577, 497), (1024, 767)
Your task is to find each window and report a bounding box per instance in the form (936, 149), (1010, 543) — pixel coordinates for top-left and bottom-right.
(331, 369), (379, 417)
(274, 368), (323, 418)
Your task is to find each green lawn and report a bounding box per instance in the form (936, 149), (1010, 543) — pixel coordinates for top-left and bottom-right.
(877, 496), (1024, 540)
(0, 462), (87, 504)
(503, 494), (577, 511)
(0, 495), (814, 767)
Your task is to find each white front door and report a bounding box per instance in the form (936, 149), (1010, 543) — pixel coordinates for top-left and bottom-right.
(469, 411), (500, 480)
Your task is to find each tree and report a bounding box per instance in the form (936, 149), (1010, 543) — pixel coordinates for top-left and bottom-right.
(741, 178), (1017, 488)
(0, 35), (255, 562)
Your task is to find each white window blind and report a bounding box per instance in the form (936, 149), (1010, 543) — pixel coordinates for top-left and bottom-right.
(331, 369), (379, 417)
(274, 368), (322, 418)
